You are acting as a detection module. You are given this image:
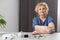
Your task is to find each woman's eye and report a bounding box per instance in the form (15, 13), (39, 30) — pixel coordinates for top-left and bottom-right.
(39, 9), (41, 10)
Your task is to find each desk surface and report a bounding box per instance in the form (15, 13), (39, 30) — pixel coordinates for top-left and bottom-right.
(20, 32), (60, 40)
(0, 32), (60, 40)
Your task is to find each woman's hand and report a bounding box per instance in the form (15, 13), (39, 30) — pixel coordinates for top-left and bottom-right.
(32, 31), (39, 35)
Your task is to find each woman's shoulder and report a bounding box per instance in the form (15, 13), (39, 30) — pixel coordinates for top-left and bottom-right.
(33, 16), (39, 20)
(47, 16), (54, 21)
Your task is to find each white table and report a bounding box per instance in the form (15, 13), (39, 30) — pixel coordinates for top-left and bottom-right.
(20, 32), (60, 40)
(0, 32), (60, 40)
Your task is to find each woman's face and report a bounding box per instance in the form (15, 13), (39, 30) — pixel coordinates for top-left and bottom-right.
(37, 6), (48, 17)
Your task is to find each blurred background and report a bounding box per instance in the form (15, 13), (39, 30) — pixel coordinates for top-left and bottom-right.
(0, 0), (60, 32)
(0, 0), (19, 32)
(19, 0), (57, 32)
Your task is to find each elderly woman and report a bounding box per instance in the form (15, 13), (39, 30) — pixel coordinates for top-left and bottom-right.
(32, 2), (55, 34)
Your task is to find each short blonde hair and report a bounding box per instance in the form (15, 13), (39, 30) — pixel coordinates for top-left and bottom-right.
(35, 2), (49, 13)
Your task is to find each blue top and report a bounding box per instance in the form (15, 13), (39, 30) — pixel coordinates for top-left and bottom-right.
(32, 16), (54, 30)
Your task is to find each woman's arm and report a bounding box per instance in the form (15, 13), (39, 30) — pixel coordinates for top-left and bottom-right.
(32, 22), (55, 34)
(48, 22), (55, 33)
(34, 25), (49, 34)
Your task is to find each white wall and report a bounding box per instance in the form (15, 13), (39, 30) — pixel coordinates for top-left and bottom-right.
(57, 0), (60, 32)
(0, 0), (19, 32)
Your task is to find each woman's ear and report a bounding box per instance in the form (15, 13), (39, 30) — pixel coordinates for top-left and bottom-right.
(36, 10), (38, 13)
(46, 9), (49, 14)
